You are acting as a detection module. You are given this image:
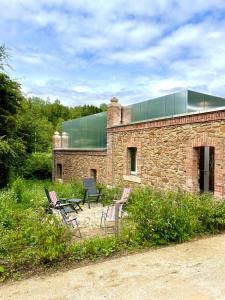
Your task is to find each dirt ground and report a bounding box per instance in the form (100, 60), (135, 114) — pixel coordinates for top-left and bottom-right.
(1, 234), (225, 300)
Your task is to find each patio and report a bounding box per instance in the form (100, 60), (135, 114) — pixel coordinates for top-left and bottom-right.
(54, 202), (114, 238)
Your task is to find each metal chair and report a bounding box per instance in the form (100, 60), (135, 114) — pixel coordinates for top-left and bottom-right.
(100, 187), (132, 233)
(82, 178), (102, 208)
(59, 207), (82, 238)
(44, 188), (82, 214)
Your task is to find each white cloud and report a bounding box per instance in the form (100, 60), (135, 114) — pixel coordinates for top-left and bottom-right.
(1, 0), (225, 106)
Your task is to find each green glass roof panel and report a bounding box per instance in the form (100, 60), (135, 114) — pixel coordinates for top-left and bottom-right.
(187, 91), (225, 113)
(131, 91), (187, 122)
(62, 112), (107, 148)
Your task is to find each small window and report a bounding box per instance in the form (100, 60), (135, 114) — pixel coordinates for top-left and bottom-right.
(128, 147), (137, 175)
(57, 163), (62, 179)
(90, 169), (97, 181)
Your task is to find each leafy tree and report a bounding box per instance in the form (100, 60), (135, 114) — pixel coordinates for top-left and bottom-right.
(17, 100), (54, 153)
(100, 103), (108, 111)
(0, 73), (23, 137)
(0, 73), (25, 187)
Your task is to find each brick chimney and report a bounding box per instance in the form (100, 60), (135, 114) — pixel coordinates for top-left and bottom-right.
(107, 97), (122, 128)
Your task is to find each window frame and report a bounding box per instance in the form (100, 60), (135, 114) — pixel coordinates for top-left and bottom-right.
(128, 147), (137, 175)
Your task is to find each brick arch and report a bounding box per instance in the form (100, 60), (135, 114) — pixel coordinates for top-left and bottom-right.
(186, 134), (224, 198)
(88, 164), (100, 181)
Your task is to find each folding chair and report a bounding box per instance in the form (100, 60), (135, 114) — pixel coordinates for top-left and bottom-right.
(44, 188), (78, 214)
(59, 207), (82, 238)
(100, 187), (132, 232)
(82, 178), (102, 208)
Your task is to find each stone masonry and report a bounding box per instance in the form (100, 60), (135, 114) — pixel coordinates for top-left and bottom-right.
(53, 98), (225, 199)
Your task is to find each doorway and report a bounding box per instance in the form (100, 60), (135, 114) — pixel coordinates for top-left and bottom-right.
(198, 146), (214, 193)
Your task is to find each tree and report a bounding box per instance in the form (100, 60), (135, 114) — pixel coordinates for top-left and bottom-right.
(0, 73), (23, 137)
(100, 103), (108, 111)
(0, 73), (25, 187)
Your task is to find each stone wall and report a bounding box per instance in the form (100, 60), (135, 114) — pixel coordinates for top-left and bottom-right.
(109, 110), (225, 198)
(53, 105), (225, 198)
(53, 150), (107, 184)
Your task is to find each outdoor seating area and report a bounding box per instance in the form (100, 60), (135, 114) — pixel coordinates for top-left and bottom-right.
(45, 180), (132, 239)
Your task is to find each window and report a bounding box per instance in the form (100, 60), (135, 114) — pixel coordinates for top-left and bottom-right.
(56, 163), (62, 178)
(90, 169), (97, 181)
(128, 147), (137, 175)
(197, 146), (214, 193)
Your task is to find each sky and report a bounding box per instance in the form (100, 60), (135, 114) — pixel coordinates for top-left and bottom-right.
(1, 0), (225, 107)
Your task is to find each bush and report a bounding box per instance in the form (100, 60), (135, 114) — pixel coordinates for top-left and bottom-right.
(0, 180), (72, 280)
(22, 152), (52, 179)
(127, 188), (225, 245)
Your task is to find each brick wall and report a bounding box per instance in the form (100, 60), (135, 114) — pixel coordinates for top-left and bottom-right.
(109, 110), (225, 198)
(53, 150), (107, 184)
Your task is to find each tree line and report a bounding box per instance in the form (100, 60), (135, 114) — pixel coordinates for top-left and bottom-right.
(0, 45), (107, 187)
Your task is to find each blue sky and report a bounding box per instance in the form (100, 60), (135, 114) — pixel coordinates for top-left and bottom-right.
(1, 0), (225, 106)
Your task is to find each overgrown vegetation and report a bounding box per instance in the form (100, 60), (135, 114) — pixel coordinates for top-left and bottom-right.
(128, 188), (225, 245)
(0, 179), (225, 282)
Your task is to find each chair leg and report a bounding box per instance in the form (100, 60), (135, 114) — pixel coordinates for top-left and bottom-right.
(100, 211), (104, 227)
(76, 203), (83, 211)
(73, 218), (82, 238)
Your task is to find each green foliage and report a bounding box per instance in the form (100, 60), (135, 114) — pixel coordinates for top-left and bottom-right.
(0, 73), (26, 187)
(0, 73), (23, 137)
(71, 237), (120, 262)
(0, 179), (131, 280)
(22, 152), (52, 179)
(1, 179), (225, 282)
(0, 180), (72, 280)
(128, 188), (225, 245)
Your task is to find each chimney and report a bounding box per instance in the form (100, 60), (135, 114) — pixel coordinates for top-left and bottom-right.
(52, 131), (61, 148)
(107, 97), (122, 128)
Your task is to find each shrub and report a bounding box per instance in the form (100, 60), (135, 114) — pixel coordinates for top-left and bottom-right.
(22, 152), (52, 179)
(127, 188), (225, 245)
(70, 236), (120, 262)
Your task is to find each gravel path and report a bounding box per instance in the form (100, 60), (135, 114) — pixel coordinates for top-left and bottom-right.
(1, 234), (225, 300)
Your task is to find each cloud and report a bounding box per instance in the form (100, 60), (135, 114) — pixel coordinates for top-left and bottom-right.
(1, 0), (225, 106)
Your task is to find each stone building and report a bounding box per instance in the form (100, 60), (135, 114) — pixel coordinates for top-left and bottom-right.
(52, 90), (225, 199)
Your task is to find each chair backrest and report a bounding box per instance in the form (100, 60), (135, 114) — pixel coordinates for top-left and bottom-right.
(106, 204), (123, 221)
(120, 187), (132, 203)
(83, 178), (97, 194)
(44, 188), (51, 204)
(48, 191), (58, 206)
